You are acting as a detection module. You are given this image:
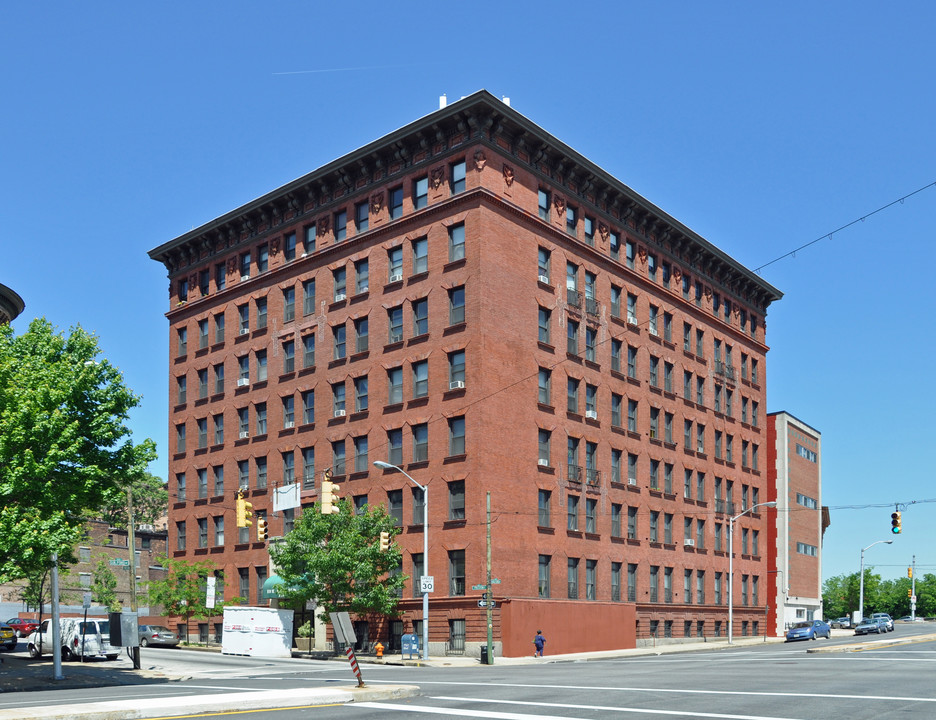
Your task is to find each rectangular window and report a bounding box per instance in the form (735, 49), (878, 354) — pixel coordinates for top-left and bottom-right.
(334, 210), (347, 242)
(302, 447), (315, 488)
(177, 327), (187, 356)
(301, 390), (315, 425)
(537, 429), (551, 466)
(448, 285), (465, 325)
(354, 317), (369, 354)
(412, 298), (428, 337)
(255, 402), (267, 436)
(583, 216), (595, 246)
(256, 297), (267, 330)
(538, 247), (551, 282)
(355, 200), (369, 233)
(198, 319), (209, 349)
(257, 244), (269, 273)
(197, 518), (208, 548)
(566, 205), (577, 235)
(354, 258), (369, 295)
(387, 367), (403, 405)
(567, 558), (579, 599)
(389, 185), (404, 219)
(333, 267), (347, 301)
(282, 340), (295, 374)
(451, 160), (466, 194)
(214, 312), (225, 344)
(387, 428), (403, 466)
(448, 479), (465, 519)
(538, 489), (551, 527)
(412, 423), (428, 462)
(331, 439), (346, 476)
(213, 414), (224, 444)
(388, 306), (403, 344)
(282, 395), (295, 428)
(176, 521), (186, 551)
(538, 189), (550, 221)
(303, 334), (315, 368)
(354, 376), (368, 412)
(414, 176), (428, 209)
(448, 416), (466, 456)
(538, 555), (551, 598)
(333, 324), (346, 360)
(567, 494), (579, 531)
(448, 223), (465, 262)
(586, 559), (597, 600)
(215, 263), (226, 292)
(303, 279), (316, 316)
(255, 456), (267, 489)
(240, 251), (251, 279)
(585, 498), (597, 534)
(412, 236), (428, 275)
(412, 359), (428, 398)
(538, 307), (551, 344)
(449, 549), (466, 596)
(449, 350), (466, 387)
(283, 287), (295, 323)
(353, 435), (368, 473)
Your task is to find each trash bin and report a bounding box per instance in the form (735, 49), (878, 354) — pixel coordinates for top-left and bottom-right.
(480, 644), (489, 665)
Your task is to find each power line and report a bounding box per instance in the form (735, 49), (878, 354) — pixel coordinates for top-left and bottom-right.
(753, 180), (936, 273)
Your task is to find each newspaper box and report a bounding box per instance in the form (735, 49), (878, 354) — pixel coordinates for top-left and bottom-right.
(221, 606), (293, 657)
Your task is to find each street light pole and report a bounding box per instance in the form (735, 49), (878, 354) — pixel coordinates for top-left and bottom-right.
(374, 461), (429, 661)
(859, 540), (893, 620)
(728, 500), (776, 645)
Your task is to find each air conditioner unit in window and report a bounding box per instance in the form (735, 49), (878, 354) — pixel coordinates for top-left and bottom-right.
(537, 275), (550, 284)
(283, 421), (295, 429)
(237, 378), (249, 387)
(240, 275), (249, 281)
(537, 459), (549, 467)
(585, 410), (598, 420)
(449, 380), (465, 390)
(627, 316), (638, 325)
(649, 327), (659, 336)
(334, 409), (346, 418)
(239, 431), (250, 439)
(628, 477), (637, 486)
(334, 293), (346, 302)
(684, 539), (695, 547)
(239, 328), (250, 336)
(389, 273), (403, 283)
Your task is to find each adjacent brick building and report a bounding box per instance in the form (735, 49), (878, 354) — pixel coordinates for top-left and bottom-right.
(767, 412), (823, 634)
(149, 90), (782, 656)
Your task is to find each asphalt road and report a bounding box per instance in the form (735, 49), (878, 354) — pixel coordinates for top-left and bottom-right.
(3, 625), (935, 719)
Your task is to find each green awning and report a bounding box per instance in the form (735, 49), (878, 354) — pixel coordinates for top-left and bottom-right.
(261, 575), (287, 600)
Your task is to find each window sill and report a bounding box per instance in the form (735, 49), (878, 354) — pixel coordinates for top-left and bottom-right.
(443, 258), (466, 272)
(328, 358), (347, 369)
(383, 340), (405, 352)
(383, 402), (404, 414)
(537, 526), (556, 535)
(350, 350), (369, 362)
(327, 415), (346, 426)
(408, 271), (429, 284)
(407, 396), (430, 409)
(443, 519), (466, 530)
(407, 460), (429, 471)
(443, 453), (467, 464)
(537, 464), (555, 474)
(536, 341), (555, 353)
(444, 322), (467, 336)
(349, 410), (369, 422)
(383, 278), (404, 292)
(407, 333), (430, 346)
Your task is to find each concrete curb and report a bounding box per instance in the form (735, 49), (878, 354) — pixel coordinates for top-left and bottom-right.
(0, 684), (420, 720)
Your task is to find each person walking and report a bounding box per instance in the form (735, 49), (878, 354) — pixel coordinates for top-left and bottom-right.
(533, 630), (546, 657)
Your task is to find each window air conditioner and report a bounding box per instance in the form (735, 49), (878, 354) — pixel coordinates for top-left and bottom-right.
(239, 431), (250, 439)
(389, 273), (403, 283)
(627, 315), (638, 325)
(684, 539), (695, 547)
(284, 421), (295, 429)
(628, 477), (637, 486)
(649, 327), (659, 336)
(449, 380), (465, 390)
(585, 410), (598, 420)
(537, 459), (549, 467)
(237, 378), (249, 387)
(241, 275), (249, 281)
(537, 275), (550, 284)
(334, 293), (346, 302)
(239, 328), (250, 336)
(334, 409), (346, 418)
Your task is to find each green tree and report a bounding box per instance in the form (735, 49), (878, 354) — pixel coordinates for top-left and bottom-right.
(145, 556), (236, 640)
(91, 558), (121, 612)
(268, 499), (405, 616)
(100, 471), (169, 530)
(0, 319), (157, 582)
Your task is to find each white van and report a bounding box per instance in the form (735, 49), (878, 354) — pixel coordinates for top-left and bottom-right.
(27, 617), (121, 661)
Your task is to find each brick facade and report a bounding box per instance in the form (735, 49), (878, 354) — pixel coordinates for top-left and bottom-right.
(150, 90), (782, 655)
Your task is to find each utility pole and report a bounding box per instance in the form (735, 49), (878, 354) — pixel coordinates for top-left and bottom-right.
(127, 487), (140, 669)
(911, 555), (917, 621)
(485, 492), (493, 664)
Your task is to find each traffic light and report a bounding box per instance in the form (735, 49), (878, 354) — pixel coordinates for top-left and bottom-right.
(891, 511), (902, 534)
(257, 514), (268, 542)
(908, 588), (913, 598)
(908, 567), (913, 579)
(379, 531), (390, 552)
(321, 479), (341, 514)
(236, 490), (253, 528)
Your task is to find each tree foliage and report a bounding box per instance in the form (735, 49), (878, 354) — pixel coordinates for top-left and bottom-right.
(91, 558), (121, 612)
(268, 499), (406, 616)
(0, 318), (157, 581)
(145, 556), (235, 633)
(823, 569), (936, 619)
(99, 471), (169, 529)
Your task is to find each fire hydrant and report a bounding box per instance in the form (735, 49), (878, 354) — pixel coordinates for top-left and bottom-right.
(375, 642), (384, 659)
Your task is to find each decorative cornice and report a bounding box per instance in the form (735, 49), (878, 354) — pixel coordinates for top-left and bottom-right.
(0, 283), (25, 324)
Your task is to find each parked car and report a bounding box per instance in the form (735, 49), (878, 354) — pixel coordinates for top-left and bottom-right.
(829, 616), (852, 629)
(854, 617), (887, 635)
(897, 616), (924, 622)
(0, 623), (17, 650)
(786, 620), (831, 642)
(27, 617), (120, 660)
(6, 617), (39, 637)
(138, 625), (180, 648)
(871, 613), (894, 632)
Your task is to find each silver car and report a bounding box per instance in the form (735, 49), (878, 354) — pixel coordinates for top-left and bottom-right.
(138, 625), (180, 648)
(870, 613), (894, 632)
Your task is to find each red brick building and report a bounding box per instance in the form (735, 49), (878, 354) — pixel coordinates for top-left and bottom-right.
(766, 412), (823, 635)
(149, 90), (782, 657)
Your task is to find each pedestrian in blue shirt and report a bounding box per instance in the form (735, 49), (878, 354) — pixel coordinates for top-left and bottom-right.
(533, 630), (546, 657)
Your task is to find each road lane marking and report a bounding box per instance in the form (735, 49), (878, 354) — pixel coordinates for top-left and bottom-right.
(360, 699), (810, 720)
(360, 680), (936, 703)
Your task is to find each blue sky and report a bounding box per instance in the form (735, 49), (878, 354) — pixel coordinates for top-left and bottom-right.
(4, 2), (933, 583)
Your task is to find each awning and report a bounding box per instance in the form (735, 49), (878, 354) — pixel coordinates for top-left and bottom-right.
(261, 575), (287, 600)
